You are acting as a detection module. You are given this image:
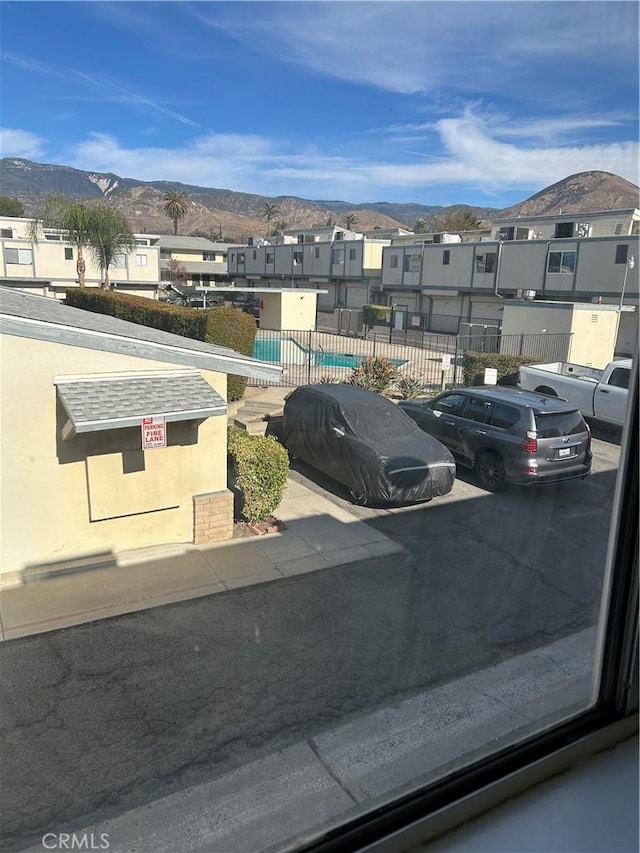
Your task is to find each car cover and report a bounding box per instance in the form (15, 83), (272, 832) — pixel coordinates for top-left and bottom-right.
(282, 384), (456, 504)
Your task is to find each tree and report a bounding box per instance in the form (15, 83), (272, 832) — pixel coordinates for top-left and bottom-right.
(29, 194), (93, 288)
(162, 190), (188, 235)
(87, 205), (136, 289)
(0, 195), (25, 217)
(163, 258), (189, 286)
(325, 215), (336, 227)
(428, 207), (481, 233)
(272, 219), (289, 236)
(262, 202), (281, 236)
(341, 212), (359, 230)
(413, 218), (429, 233)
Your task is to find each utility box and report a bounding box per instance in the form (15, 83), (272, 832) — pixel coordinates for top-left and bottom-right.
(500, 301), (621, 368)
(259, 290), (320, 331)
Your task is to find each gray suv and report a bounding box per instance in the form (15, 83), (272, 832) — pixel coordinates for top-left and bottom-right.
(398, 387), (592, 491)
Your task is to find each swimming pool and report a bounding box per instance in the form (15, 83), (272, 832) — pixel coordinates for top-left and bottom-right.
(253, 337), (406, 369)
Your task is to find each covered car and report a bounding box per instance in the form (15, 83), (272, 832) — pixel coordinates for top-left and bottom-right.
(282, 384), (456, 505)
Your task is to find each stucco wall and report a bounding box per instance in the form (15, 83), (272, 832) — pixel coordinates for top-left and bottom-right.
(0, 334), (228, 575)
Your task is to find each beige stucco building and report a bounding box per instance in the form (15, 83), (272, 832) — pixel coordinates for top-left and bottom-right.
(0, 288), (281, 581)
(0, 215), (162, 299)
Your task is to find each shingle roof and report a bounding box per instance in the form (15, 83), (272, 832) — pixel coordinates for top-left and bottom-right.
(55, 371), (226, 437)
(0, 287), (282, 381)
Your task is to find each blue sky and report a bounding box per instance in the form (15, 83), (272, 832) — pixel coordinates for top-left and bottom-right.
(1, 1), (638, 208)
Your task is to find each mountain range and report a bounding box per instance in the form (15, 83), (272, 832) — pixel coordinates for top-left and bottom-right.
(0, 158), (637, 241)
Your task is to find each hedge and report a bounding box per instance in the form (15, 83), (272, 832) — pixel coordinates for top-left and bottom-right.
(363, 304), (392, 327)
(462, 352), (537, 387)
(64, 289), (257, 401)
(227, 426), (289, 524)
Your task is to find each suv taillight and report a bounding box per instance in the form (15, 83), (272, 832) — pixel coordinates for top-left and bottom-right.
(518, 430), (538, 453)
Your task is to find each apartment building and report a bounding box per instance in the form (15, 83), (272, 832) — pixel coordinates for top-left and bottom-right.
(157, 235), (232, 287)
(380, 209), (639, 355)
(0, 215), (162, 299)
(227, 225), (390, 310)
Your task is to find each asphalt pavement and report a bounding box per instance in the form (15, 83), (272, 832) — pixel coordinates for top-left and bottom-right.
(0, 435), (621, 853)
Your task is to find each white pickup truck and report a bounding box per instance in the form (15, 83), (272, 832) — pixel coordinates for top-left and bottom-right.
(517, 359), (632, 427)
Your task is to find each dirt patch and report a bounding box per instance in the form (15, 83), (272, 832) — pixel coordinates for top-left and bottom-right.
(232, 516), (286, 538)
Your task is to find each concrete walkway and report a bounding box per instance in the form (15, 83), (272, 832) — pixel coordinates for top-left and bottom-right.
(0, 478), (403, 641)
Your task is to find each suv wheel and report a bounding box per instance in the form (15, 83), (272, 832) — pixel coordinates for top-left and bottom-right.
(475, 451), (507, 492)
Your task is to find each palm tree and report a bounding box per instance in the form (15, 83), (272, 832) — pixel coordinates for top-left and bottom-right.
(272, 219), (289, 236)
(29, 194), (93, 288)
(162, 190), (188, 235)
(262, 202), (281, 236)
(87, 205), (136, 289)
(341, 212), (359, 230)
(413, 218), (429, 233)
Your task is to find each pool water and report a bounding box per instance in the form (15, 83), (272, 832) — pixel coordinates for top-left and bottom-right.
(253, 337), (406, 369)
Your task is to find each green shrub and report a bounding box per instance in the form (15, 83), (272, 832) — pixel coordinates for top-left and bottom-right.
(462, 352), (537, 387)
(363, 304), (392, 327)
(316, 374), (343, 384)
(395, 375), (426, 399)
(204, 306), (256, 402)
(349, 355), (398, 393)
(64, 290), (256, 401)
(227, 426), (289, 524)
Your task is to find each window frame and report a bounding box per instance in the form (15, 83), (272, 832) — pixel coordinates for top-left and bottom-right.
(389, 255), (399, 269)
(547, 250), (576, 274)
(615, 244), (629, 264)
(296, 357), (639, 853)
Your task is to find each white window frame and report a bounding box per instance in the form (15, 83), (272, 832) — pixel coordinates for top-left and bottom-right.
(5, 247), (33, 265)
(135, 254), (148, 266)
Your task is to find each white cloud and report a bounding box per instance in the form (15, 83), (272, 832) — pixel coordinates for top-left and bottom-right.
(0, 128), (45, 159)
(59, 111), (639, 203)
(194, 2), (637, 97)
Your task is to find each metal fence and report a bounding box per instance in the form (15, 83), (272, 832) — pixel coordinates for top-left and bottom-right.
(248, 328), (573, 390)
(315, 308), (502, 343)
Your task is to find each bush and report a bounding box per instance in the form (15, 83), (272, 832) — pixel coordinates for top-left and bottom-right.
(349, 355), (399, 394)
(204, 306), (257, 402)
(462, 352), (537, 387)
(363, 304), (392, 328)
(316, 375), (342, 384)
(395, 375), (426, 399)
(64, 290), (257, 401)
(227, 427), (289, 524)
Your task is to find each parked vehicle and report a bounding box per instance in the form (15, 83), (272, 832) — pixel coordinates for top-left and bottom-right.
(398, 386), (592, 492)
(517, 359), (631, 427)
(282, 384), (456, 505)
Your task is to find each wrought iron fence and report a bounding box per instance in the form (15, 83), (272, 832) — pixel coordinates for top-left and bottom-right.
(248, 328), (572, 391)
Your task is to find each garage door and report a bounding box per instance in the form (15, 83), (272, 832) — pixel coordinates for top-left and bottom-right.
(316, 283), (335, 310)
(470, 301), (502, 325)
(430, 298), (462, 318)
(345, 286), (369, 309)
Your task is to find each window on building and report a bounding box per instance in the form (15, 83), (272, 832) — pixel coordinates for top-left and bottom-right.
(237, 253), (245, 264)
(349, 248), (357, 261)
(64, 248), (73, 260)
(160, 250), (172, 260)
(4, 247), (33, 265)
(112, 254), (126, 268)
(475, 253), (496, 273)
(554, 222), (574, 238)
(314, 247), (320, 259)
(230, 253), (236, 262)
(136, 239), (150, 247)
(335, 231), (344, 241)
(297, 235), (304, 244)
(253, 250), (257, 260)
(203, 252), (215, 261)
(293, 250), (303, 265)
(1, 228), (13, 238)
(615, 245), (629, 264)
(614, 223), (623, 235)
(443, 250), (450, 265)
(547, 250), (576, 273)
(136, 254), (147, 266)
(389, 255), (399, 269)
(266, 251), (274, 265)
(44, 234), (62, 241)
(404, 253), (420, 273)
(332, 247), (344, 264)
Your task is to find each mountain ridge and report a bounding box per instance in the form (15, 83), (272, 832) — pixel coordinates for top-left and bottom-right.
(1, 159), (637, 241)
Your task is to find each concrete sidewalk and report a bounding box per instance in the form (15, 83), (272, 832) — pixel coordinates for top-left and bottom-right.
(0, 478), (403, 641)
